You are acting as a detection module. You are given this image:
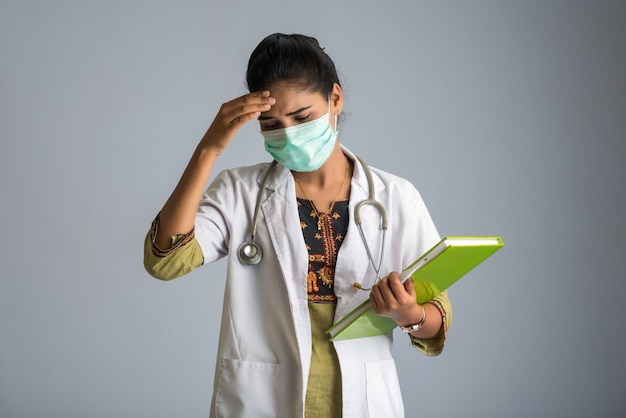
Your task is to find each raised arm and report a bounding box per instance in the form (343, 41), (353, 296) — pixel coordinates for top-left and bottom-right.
(154, 91), (275, 250)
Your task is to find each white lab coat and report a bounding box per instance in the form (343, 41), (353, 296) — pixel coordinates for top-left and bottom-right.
(194, 146), (440, 418)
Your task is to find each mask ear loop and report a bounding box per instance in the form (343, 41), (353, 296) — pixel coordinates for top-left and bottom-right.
(329, 94), (340, 135)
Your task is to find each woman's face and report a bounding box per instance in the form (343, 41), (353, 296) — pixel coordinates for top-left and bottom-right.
(258, 81), (343, 132)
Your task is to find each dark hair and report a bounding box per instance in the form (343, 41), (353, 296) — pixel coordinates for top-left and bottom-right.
(246, 33), (341, 97)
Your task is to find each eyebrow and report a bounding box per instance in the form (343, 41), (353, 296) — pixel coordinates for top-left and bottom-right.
(258, 105), (312, 120)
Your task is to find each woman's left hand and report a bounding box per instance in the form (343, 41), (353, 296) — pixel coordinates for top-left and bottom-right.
(370, 272), (423, 326)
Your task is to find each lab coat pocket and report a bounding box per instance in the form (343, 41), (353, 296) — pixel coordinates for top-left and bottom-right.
(215, 357), (287, 418)
(365, 358), (404, 418)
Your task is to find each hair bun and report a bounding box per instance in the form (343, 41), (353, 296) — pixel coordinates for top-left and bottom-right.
(246, 33), (340, 97)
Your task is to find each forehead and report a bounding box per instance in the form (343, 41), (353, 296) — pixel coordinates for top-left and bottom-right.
(268, 81), (326, 105)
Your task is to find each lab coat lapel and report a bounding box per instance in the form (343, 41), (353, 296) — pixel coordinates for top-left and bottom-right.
(259, 164), (310, 339)
(255, 149), (387, 328)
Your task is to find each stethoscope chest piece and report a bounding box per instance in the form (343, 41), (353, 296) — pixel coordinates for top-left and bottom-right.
(237, 161), (276, 266)
(238, 241), (263, 265)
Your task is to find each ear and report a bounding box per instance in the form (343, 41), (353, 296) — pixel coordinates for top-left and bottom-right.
(330, 83), (344, 115)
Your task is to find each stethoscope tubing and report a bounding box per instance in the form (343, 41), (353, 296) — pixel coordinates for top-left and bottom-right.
(250, 160), (277, 241)
(238, 157), (387, 289)
(237, 160), (277, 265)
(353, 157), (387, 289)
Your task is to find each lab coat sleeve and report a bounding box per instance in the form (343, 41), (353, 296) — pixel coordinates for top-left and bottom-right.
(408, 292), (452, 356)
(143, 168), (242, 280)
(193, 169), (237, 264)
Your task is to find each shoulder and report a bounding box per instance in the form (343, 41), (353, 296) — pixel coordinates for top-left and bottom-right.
(366, 164), (440, 250)
(370, 166), (416, 189)
(346, 148), (420, 198)
(213, 162), (273, 184)
(369, 165), (423, 200)
(198, 162), (275, 207)
(345, 146), (420, 198)
(206, 162), (273, 192)
(365, 164), (433, 224)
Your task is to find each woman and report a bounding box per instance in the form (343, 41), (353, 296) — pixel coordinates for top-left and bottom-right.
(144, 33), (451, 418)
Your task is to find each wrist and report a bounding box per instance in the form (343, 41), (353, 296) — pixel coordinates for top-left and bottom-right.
(398, 305), (426, 333)
(195, 144), (222, 161)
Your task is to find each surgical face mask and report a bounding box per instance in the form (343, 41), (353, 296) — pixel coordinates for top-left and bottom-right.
(262, 107), (337, 172)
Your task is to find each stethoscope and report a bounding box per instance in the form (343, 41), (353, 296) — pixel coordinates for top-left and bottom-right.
(237, 157), (387, 291)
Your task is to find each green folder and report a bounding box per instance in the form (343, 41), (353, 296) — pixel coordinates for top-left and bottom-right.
(327, 236), (504, 341)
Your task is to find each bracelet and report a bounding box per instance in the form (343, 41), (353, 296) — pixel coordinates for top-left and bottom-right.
(398, 305), (427, 333)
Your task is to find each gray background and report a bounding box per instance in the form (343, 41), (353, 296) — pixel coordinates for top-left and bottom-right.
(1, 1), (625, 417)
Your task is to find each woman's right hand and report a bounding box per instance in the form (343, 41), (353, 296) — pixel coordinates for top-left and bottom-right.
(199, 90), (275, 155)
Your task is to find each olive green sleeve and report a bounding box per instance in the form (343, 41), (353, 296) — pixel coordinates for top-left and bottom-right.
(143, 215), (204, 281)
(408, 290), (452, 356)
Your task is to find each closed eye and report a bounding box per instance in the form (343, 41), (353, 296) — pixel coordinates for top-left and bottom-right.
(261, 122), (278, 131)
(259, 106), (315, 130)
(294, 113), (312, 122)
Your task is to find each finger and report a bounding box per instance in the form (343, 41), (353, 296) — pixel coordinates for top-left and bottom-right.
(376, 276), (397, 306)
(387, 272), (407, 299)
(230, 91), (275, 110)
(404, 276), (416, 297)
(221, 92), (275, 121)
(229, 111), (263, 129)
(371, 278), (387, 297)
(224, 104), (272, 130)
(370, 285), (385, 313)
(369, 291), (378, 311)
(369, 282), (380, 301)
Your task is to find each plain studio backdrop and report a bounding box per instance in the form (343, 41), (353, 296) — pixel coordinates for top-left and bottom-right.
(1, 1), (624, 417)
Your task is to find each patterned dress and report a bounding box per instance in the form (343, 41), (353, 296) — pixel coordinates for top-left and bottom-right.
(297, 197), (349, 418)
